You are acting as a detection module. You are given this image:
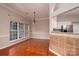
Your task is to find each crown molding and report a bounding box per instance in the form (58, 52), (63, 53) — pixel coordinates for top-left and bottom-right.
(35, 17), (49, 20)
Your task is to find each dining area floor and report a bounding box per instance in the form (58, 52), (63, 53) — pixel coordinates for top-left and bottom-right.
(0, 38), (56, 56)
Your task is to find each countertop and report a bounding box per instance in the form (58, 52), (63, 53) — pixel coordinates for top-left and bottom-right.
(51, 31), (79, 38)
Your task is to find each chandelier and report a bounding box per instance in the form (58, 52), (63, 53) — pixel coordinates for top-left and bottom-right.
(33, 11), (36, 24)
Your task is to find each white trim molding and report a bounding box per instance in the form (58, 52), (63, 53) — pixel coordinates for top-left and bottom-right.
(49, 48), (61, 56)
(31, 33), (49, 39)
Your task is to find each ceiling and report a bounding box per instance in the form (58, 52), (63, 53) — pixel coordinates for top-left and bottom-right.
(58, 7), (79, 17)
(1, 3), (79, 20)
(3, 3), (49, 20)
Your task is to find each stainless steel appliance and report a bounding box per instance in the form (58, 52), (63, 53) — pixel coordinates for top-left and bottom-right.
(66, 25), (73, 32)
(61, 25), (73, 32)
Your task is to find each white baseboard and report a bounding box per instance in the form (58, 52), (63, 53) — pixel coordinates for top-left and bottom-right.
(49, 48), (61, 56)
(0, 38), (30, 50)
(31, 37), (49, 39)
(31, 33), (49, 39)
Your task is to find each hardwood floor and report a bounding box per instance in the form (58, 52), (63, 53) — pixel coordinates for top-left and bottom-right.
(0, 38), (56, 56)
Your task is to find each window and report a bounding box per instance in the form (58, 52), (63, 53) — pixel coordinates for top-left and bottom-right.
(19, 23), (25, 38)
(10, 21), (18, 40)
(25, 24), (29, 37)
(10, 21), (29, 41)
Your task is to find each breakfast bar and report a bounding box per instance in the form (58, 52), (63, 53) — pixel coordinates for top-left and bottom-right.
(49, 31), (79, 56)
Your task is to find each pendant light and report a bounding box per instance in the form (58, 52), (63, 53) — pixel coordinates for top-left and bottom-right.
(33, 11), (36, 24)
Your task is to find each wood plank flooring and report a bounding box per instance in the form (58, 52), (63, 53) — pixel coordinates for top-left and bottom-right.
(0, 38), (56, 56)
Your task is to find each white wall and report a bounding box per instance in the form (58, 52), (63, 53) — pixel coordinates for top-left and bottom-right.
(0, 5), (31, 49)
(31, 18), (49, 39)
(57, 15), (79, 29)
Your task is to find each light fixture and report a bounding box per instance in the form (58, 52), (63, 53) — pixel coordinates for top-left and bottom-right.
(33, 11), (36, 24)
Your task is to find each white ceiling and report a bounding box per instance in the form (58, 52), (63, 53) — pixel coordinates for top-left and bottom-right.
(1, 3), (79, 20)
(3, 3), (49, 20)
(58, 7), (79, 17)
